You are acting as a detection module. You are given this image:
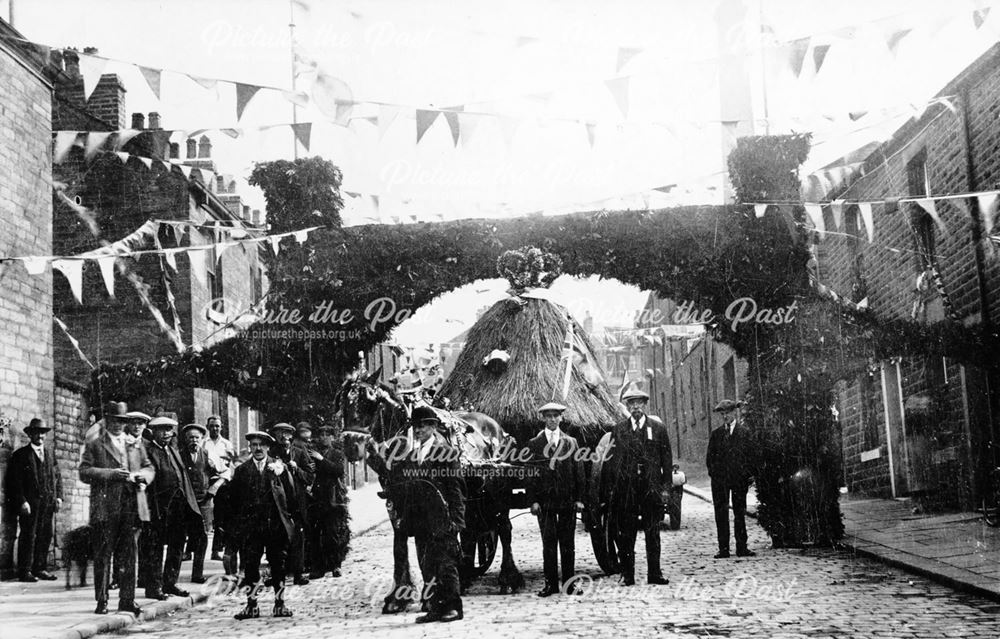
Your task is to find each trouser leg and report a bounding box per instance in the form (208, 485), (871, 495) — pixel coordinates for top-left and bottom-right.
(711, 481), (731, 552)
(264, 527), (289, 599)
(32, 504), (55, 573)
(732, 486), (749, 551)
(16, 510), (37, 576)
(614, 516), (639, 581)
(163, 514), (186, 588)
(556, 509), (576, 585)
(116, 524), (138, 605)
(643, 502), (662, 579)
(538, 509), (558, 587)
(190, 510), (208, 579)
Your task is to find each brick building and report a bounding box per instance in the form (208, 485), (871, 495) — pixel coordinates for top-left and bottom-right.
(50, 52), (267, 445)
(814, 43), (1000, 511)
(0, 19), (57, 577)
(635, 294), (748, 465)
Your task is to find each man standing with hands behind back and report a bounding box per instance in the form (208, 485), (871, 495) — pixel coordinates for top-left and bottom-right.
(706, 399), (756, 559)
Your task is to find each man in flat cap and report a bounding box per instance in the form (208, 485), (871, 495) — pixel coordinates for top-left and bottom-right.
(389, 405), (464, 623)
(179, 423), (213, 583)
(141, 415), (200, 599)
(202, 415), (235, 561)
(527, 402), (585, 596)
(602, 385), (672, 586)
(307, 424), (350, 580)
(706, 399), (756, 559)
(270, 422), (313, 585)
(79, 401), (155, 615)
(3, 418), (62, 581)
(230, 430), (297, 619)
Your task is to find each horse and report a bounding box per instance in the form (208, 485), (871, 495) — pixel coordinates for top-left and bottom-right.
(336, 372), (525, 614)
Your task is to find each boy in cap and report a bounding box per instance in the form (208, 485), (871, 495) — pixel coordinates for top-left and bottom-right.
(706, 399), (756, 558)
(3, 418), (63, 581)
(527, 402), (585, 596)
(230, 430), (297, 619)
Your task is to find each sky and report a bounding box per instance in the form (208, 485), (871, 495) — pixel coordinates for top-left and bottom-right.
(10, 0), (1000, 349)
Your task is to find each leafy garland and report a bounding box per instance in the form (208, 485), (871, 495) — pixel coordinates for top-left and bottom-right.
(496, 245), (563, 292)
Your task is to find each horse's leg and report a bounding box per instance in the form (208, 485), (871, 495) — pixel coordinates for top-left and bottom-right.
(382, 518), (415, 613)
(495, 487), (524, 595)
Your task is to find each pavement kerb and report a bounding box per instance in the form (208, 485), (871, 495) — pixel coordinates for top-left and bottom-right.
(49, 513), (392, 639)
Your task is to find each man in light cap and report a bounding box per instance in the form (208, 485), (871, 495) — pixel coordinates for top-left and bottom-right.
(141, 415), (200, 599)
(527, 402), (584, 596)
(79, 401), (154, 615)
(602, 385), (672, 586)
(179, 423), (213, 583)
(706, 399), (755, 559)
(3, 419), (62, 581)
(270, 422), (313, 585)
(230, 430), (297, 619)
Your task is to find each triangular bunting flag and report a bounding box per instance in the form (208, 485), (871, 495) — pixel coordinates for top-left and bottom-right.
(77, 53), (108, 100)
(176, 164), (193, 179)
(169, 222), (185, 245)
(294, 229), (310, 244)
(498, 116), (519, 149)
(812, 44), (831, 74)
(776, 204), (799, 239)
(974, 7), (992, 29)
(215, 241), (237, 263)
(754, 203), (769, 218)
(139, 66), (162, 99)
(886, 29), (911, 55)
(53, 131), (79, 164)
(915, 198), (947, 234)
(21, 256), (48, 275)
(457, 112), (481, 147)
(269, 236), (281, 256)
(848, 111), (868, 121)
(96, 256), (116, 297)
(830, 199), (845, 231)
(291, 123), (312, 151)
(52, 259), (84, 304)
(163, 248), (178, 271)
(605, 77), (630, 118)
(978, 192), (999, 237)
(188, 75), (218, 90)
(221, 128), (241, 138)
(584, 122), (596, 148)
(54, 316), (94, 370)
(379, 104), (401, 139)
(858, 202), (874, 242)
(235, 83), (262, 121)
(804, 203), (825, 238)
(616, 47), (642, 73)
(187, 248), (208, 286)
(138, 156), (153, 169)
(442, 107), (463, 146)
(416, 109), (440, 144)
(789, 37), (810, 77)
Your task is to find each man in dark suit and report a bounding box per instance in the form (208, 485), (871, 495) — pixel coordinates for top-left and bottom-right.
(389, 406), (464, 623)
(307, 424), (350, 580)
(269, 422), (314, 585)
(527, 402), (585, 597)
(79, 401), (155, 615)
(602, 386), (672, 586)
(706, 399), (756, 559)
(141, 415), (201, 600)
(4, 418), (63, 581)
(230, 430), (298, 619)
(179, 423), (213, 583)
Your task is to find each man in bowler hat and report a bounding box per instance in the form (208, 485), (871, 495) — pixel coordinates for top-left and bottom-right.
(706, 399), (756, 559)
(79, 401), (155, 615)
(527, 402), (585, 596)
(3, 418), (63, 581)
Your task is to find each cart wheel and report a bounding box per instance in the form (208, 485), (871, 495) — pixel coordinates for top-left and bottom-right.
(588, 504), (619, 575)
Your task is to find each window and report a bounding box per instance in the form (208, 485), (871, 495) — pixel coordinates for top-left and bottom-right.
(906, 150), (936, 272)
(722, 355), (736, 401)
(859, 373), (880, 449)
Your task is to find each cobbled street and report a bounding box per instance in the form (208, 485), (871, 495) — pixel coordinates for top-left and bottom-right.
(97, 497), (1000, 639)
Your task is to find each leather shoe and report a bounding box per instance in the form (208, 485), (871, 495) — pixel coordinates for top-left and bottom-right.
(292, 575), (310, 586)
(117, 602), (143, 616)
(234, 603), (260, 620)
(647, 575), (670, 585)
(18, 573), (37, 583)
(145, 590), (169, 601)
(622, 576), (635, 586)
(272, 602), (293, 617)
(536, 584), (559, 597)
(33, 570), (57, 581)
(439, 609), (463, 622)
(714, 550), (731, 559)
(163, 585), (189, 597)
(191, 576), (207, 584)
(736, 548), (757, 557)
(95, 601), (109, 614)
(415, 611), (442, 624)
(308, 570), (326, 580)
(210, 552), (223, 561)
(331, 568), (342, 577)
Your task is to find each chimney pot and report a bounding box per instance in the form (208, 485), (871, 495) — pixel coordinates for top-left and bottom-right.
(252, 210), (262, 225)
(148, 112), (161, 129)
(197, 135), (212, 159)
(131, 113), (145, 130)
(242, 205), (250, 219)
(169, 142), (179, 159)
(186, 138), (197, 159)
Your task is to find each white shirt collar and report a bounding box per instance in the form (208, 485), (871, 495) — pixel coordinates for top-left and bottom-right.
(31, 443), (44, 458)
(545, 428), (561, 444)
(632, 415), (646, 431)
(255, 458), (267, 473)
(417, 436), (435, 462)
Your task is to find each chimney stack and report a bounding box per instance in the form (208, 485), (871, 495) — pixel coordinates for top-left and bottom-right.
(147, 112), (161, 129)
(131, 113), (145, 130)
(197, 135), (212, 159)
(251, 210), (262, 225)
(169, 142), (179, 159)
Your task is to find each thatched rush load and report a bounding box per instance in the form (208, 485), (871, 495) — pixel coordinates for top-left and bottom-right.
(436, 293), (621, 446)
